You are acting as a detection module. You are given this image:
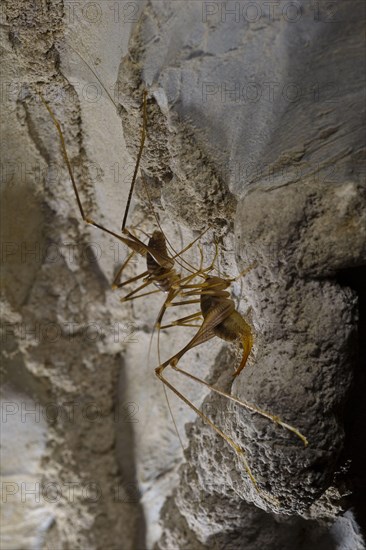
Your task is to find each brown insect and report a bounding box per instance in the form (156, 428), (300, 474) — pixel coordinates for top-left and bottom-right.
(39, 79), (308, 500)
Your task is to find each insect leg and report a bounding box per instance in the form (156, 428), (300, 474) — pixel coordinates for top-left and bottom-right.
(121, 91), (148, 232)
(155, 362), (260, 491)
(168, 365), (308, 446)
(113, 269), (149, 290)
(160, 311), (203, 330)
(39, 93), (135, 243)
(112, 251), (138, 288)
(120, 280), (161, 302)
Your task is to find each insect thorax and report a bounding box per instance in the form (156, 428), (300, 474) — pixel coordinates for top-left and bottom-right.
(147, 230), (177, 292)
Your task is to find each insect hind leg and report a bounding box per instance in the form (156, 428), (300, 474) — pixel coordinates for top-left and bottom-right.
(170, 363), (308, 447)
(155, 361), (260, 492)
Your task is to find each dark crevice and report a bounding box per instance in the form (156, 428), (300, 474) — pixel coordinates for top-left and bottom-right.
(336, 265), (366, 538)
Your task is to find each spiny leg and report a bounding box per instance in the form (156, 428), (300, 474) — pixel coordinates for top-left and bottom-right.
(162, 277), (306, 447)
(155, 364), (258, 488)
(152, 279), (207, 452)
(156, 295), (308, 446)
(169, 364), (308, 446)
(156, 362), (281, 506)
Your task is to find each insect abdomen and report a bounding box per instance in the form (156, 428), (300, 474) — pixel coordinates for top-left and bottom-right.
(215, 309), (251, 343)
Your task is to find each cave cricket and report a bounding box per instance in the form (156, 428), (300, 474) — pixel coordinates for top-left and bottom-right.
(39, 65), (308, 500)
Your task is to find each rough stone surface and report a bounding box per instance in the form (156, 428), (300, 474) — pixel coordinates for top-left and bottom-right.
(1, 1), (365, 549)
(1, 2), (140, 549)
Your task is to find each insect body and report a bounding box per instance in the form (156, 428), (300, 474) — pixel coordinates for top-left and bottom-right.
(202, 277), (253, 377)
(111, 228), (180, 300)
(174, 275), (253, 377)
(146, 230), (178, 291)
(39, 85), (308, 503)
(152, 274), (253, 375)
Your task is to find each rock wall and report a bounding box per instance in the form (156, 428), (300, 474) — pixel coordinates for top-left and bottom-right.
(1, 1), (365, 549)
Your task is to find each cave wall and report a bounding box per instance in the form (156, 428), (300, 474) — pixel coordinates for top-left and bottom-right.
(1, 1), (365, 549)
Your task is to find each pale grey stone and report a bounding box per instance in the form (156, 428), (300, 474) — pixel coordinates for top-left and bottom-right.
(2, 0), (365, 549)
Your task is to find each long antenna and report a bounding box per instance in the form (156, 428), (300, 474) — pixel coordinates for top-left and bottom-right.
(68, 44), (118, 110)
(67, 46), (209, 272)
(67, 45), (143, 232)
